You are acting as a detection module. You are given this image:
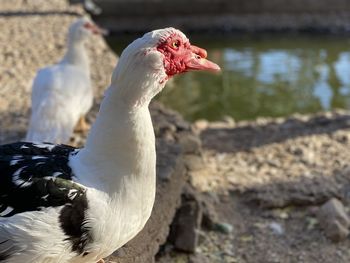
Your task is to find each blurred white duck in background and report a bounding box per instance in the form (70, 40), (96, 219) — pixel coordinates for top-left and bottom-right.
(26, 17), (105, 144)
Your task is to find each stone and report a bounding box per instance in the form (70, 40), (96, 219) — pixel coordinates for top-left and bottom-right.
(196, 229), (208, 245)
(170, 200), (202, 253)
(189, 253), (211, 263)
(222, 115), (235, 126)
(324, 221), (349, 242)
(317, 198), (350, 242)
(168, 185), (203, 253)
(201, 195), (219, 230)
(214, 222), (234, 234)
(193, 119), (209, 131)
(268, 222), (284, 235)
(185, 155), (205, 171)
(178, 134), (202, 154)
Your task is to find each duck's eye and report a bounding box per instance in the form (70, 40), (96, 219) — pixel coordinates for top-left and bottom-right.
(172, 41), (180, 49)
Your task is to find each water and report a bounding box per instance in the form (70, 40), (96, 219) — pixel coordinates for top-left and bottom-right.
(108, 34), (350, 121)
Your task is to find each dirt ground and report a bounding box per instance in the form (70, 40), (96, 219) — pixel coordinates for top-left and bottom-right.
(157, 111), (350, 263)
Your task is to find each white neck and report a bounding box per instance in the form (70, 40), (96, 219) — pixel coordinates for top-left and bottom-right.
(61, 38), (89, 73)
(74, 98), (155, 189)
(68, 45), (168, 247)
(69, 63), (165, 196)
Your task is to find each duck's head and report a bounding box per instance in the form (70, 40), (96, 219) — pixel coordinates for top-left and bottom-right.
(68, 17), (105, 43)
(111, 27), (220, 107)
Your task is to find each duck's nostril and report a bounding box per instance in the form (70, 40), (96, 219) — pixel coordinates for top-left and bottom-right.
(190, 45), (207, 59)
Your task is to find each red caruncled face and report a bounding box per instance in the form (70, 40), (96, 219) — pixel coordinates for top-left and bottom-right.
(157, 33), (220, 77)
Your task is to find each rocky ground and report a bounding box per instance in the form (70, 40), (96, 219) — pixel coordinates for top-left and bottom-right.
(157, 112), (350, 263)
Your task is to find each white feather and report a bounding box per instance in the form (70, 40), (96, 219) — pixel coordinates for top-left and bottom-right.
(0, 207), (75, 263)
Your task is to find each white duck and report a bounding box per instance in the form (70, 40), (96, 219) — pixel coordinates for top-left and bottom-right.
(26, 17), (104, 144)
(0, 28), (220, 263)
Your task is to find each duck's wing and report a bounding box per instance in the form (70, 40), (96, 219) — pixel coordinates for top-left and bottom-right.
(0, 142), (92, 257)
(0, 239), (18, 261)
(0, 142), (85, 217)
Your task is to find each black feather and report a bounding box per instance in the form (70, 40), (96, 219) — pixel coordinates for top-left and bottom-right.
(0, 142), (91, 255)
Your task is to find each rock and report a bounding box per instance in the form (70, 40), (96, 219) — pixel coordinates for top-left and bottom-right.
(201, 195), (220, 230)
(193, 119), (209, 131)
(222, 115), (235, 126)
(271, 208), (290, 219)
(168, 185), (203, 253)
(306, 216), (319, 230)
(268, 222), (284, 235)
(196, 229), (208, 245)
(189, 253), (211, 263)
(178, 134), (202, 154)
(287, 145), (304, 156)
(325, 221), (349, 242)
(185, 155), (205, 171)
(171, 201), (202, 252)
(156, 140), (181, 181)
(0, 97), (9, 111)
(301, 149), (315, 164)
(214, 222), (234, 234)
(317, 198), (350, 242)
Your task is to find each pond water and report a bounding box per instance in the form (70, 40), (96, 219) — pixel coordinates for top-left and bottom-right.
(108, 34), (350, 121)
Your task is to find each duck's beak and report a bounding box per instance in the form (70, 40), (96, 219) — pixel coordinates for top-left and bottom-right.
(184, 45), (221, 73)
(85, 22), (109, 36)
(92, 24), (109, 36)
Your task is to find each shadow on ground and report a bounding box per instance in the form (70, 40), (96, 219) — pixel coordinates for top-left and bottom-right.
(201, 113), (350, 153)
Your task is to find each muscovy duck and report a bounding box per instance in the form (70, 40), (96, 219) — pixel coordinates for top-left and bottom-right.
(0, 27), (220, 263)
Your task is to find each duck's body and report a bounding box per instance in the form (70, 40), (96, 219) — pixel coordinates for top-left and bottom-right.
(1, 108), (155, 263)
(27, 64), (93, 144)
(2, 86), (156, 263)
(26, 18), (103, 144)
(0, 28), (219, 263)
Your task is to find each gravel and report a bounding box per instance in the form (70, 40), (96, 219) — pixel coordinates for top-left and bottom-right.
(186, 110), (350, 263)
(159, 112), (350, 263)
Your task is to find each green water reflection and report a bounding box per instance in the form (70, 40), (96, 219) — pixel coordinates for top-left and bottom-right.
(108, 35), (350, 121)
